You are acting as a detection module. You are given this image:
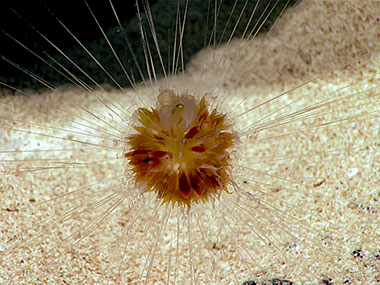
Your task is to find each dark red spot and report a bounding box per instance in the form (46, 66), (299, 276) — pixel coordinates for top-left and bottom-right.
(128, 154), (149, 165)
(199, 113), (208, 122)
(126, 149), (164, 168)
(154, 135), (164, 140)
(189, 171), (202, 196)
(151, 151), (167, 158)
(191, 144), (207, 153)
(179, 172), (191, 198)
(125, 149), (149, 157)
(185, 126), (200, 139)
(200, 168), (221, 188)
(208, 175), (220, 187)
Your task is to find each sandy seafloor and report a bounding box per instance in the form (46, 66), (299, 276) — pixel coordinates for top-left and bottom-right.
(1, 1), (380, 284)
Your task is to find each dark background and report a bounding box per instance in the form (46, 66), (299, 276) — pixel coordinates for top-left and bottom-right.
(0, 0), (146, 89)
(0, 0), (297, 91)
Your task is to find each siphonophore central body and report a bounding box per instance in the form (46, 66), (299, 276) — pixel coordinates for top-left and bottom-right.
(125, 89), (236, 206)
